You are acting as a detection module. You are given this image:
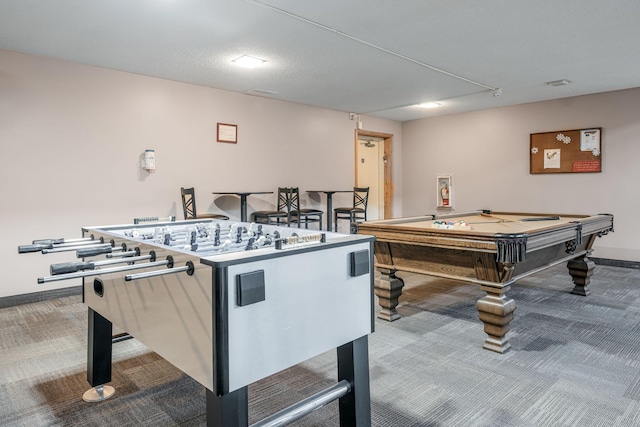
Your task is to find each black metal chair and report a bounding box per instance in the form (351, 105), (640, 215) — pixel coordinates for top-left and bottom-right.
(334, 187), (369, 233)
(180, 187), (229, 220)
(252, 187), (297, 226)
(290, 189), (323, 230)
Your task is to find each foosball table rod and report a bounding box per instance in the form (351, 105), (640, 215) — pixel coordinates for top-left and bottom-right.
(252, 380), (351, 427)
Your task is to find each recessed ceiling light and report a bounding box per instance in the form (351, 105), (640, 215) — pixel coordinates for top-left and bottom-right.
(418, 102), (441, 109)
(546, 79), (571, 86)
(232, 55), (267, 68)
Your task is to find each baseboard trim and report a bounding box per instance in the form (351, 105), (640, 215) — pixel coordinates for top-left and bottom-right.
(0, 286), (82, 309)
(592, 257), (640, 269)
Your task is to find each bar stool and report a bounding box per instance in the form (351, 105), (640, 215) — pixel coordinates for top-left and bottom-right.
(291, 189), (323, 229)
(180, 187), (229, 220)
(253, 187), (296, 226)
(334, 187), (369, 233)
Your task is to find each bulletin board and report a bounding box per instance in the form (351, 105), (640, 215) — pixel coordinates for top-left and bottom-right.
(530, 128), (602, 174)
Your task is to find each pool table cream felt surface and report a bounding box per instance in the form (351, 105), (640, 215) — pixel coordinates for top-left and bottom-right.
(380, 213), (589, 234)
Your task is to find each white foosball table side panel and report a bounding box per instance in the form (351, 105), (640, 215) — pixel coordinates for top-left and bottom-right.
(224, 241), (373, 393)
(82, 240), (215, 391)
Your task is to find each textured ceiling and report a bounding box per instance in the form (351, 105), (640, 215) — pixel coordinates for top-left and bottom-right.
(1, 0), (640, 122)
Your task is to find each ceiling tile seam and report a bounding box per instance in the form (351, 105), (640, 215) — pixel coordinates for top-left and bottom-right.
(245, 0), (498, 93)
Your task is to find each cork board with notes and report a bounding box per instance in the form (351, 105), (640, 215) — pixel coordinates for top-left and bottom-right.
(530, 128), (602, 174)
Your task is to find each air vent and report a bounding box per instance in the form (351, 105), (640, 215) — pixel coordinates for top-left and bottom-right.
(244, 88), (278, 96)
(545, 79), (571, 87)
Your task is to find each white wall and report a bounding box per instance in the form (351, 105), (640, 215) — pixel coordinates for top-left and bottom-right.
(402, 88), (640, 261)
(0, 49), (402, 298)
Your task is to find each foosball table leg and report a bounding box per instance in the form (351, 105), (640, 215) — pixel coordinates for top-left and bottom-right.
(83, 308), (115, 402)
(337, 335), (371, 427)
(206, 387), (248, 427)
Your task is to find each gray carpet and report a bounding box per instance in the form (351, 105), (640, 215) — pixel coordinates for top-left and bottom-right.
(2, 263), (640, 426)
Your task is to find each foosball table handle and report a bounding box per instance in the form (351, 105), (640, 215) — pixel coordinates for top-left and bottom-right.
(124, 261), (194, 281)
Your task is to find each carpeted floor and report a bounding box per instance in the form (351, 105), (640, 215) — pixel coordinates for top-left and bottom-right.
(2, 263), (640, 426)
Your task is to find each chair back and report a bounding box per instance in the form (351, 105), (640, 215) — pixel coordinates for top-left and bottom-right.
(277, 187), (302, 226)
(180, 187), (198, 219)
(289, 188), (300, 213)
(353, 187), (370, 210)
(276, 187), (300, 213)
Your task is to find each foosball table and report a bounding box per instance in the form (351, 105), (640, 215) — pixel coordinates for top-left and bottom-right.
(19, 219), (375, 426)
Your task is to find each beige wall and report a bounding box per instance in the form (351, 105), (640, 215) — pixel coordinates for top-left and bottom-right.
(402, 88), (640, 261)
(0, 49), (402, 298)
(3, 47), (638, 299)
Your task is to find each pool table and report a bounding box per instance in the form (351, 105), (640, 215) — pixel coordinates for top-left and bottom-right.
(357, 210), (614, 353)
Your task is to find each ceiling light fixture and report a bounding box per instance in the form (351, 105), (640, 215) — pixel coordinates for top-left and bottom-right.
(418, 102), (441, 109)
(546, 79), (571, 87)
(232, 55), (266, 68)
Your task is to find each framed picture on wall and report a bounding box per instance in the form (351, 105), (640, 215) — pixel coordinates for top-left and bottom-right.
(217, 123), (238, 143)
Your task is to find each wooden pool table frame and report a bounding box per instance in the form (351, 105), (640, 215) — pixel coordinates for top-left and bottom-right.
(357, 210), (614, 353)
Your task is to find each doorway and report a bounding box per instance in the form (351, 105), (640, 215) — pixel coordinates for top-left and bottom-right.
(355, 130), (394, 220)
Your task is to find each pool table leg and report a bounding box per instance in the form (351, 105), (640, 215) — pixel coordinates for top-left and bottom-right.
(567, 255), (595, 296)
(374, 268), (404, 321)
(476, 284), (516, 354)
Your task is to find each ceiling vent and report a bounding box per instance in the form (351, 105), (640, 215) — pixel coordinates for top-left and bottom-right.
(244, 89), (278, 96)
(545, 79), (571, 87)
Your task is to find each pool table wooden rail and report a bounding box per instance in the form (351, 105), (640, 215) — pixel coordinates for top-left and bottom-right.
(358, 211), (614, 353)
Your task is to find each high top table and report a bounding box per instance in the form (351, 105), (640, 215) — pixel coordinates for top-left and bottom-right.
(212, 191), (273, 222)
(307, 190), (353, 232)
